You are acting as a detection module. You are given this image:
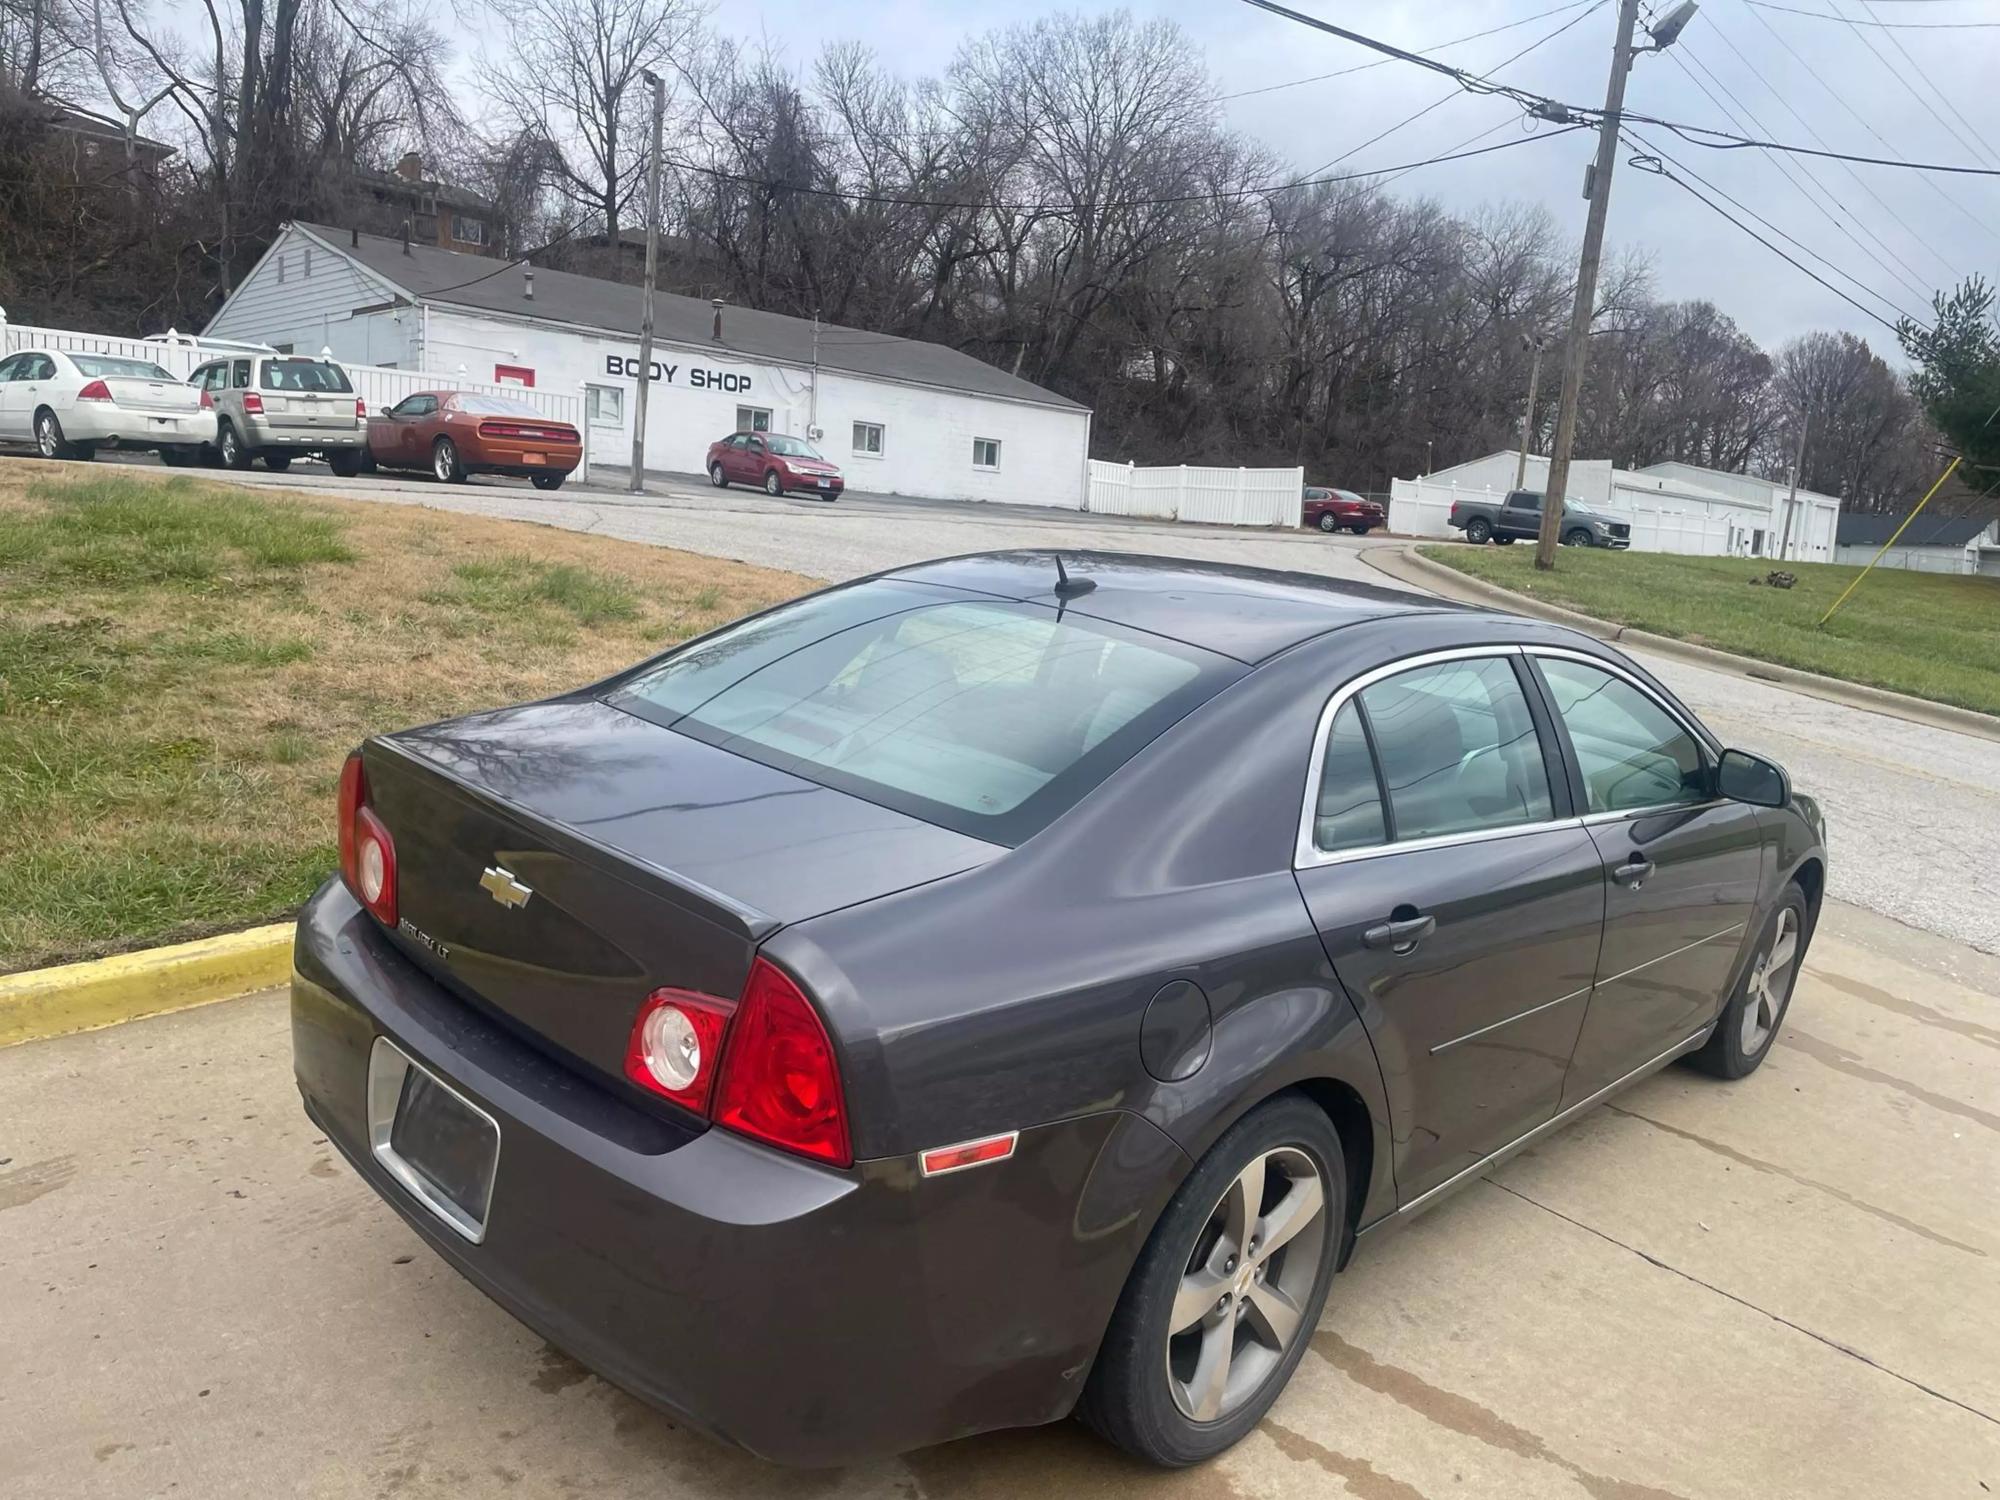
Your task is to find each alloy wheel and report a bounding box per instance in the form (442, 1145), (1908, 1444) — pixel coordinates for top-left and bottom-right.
(765, 470), (783, 496)
(36, 414), (58, 458)
(1165, 1146), (1327, 1423)
(435, 441), (456, 482)
(1741, 906), (1800, 1053)
(1318, 514), (1336, 532)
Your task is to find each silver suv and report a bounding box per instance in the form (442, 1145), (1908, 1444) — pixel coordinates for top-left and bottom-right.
(189, 354), (366, 474)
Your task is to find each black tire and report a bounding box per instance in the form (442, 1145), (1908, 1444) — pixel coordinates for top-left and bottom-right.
(1564, 528), (1593, 548)
(1494, 534), (1515, 544)
(532, 472), (565, 491)
(1687, 884), (1812, 1080)
(159, 446), (197, 468)
(710, 462), (728, 488)
(1080, 1095), (1345, 1468)
(1348, 524), (1372, 536)
(1317, 513), (1338, 533)
(763, 469), (784, 497)
(327, 450), (364, 478)
(1464, 516), (1492, 544)
(217, 421), (252, 470)
(263, 453), (292, 472)
(34, 408), (79, 460)
(433, 437), (465, 484)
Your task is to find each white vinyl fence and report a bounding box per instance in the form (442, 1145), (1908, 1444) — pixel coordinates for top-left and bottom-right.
(0, 312), (582, 430)
(1392, 475), (1751, 557)
(1087, 460), (1304, 528)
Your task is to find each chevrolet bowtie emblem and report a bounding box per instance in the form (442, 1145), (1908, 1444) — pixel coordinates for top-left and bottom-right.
(479, 865), (534, 910)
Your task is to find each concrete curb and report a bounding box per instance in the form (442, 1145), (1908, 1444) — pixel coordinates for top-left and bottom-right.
(0, 924), (292, 1049)
(1365, 544), (2000, 745)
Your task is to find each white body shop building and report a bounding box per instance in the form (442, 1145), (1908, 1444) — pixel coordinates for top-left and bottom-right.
(203, 223), (1093, 507)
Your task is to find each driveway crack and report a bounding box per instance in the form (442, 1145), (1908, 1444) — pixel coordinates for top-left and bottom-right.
(1487, 1179), (1999, 1429)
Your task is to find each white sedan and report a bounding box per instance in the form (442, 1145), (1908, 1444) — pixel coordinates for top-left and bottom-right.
(0, 348), (215, 461)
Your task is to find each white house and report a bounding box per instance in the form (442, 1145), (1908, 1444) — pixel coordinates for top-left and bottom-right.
(1389, 450), (1842, 560)
(202, 222), (1093, 507)
(1834, 512), (2000, 575)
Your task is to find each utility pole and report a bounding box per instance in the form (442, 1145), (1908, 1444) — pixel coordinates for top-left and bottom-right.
(809, 309), (821, 437)
(1777, 414), (1809, 561)
(629, 69), (667, 495)
(1537, 0), (1698, 568)
(1516, 333), (1546, 492)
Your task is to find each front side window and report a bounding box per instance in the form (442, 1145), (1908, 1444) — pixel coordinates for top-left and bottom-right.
(1357, 657), (1553, 842)
(0, 355), (24, 382)
(1538, 657), (1708, 813)
(973, 437), (1001, 469)
(612, 585), (1231, 843)
(853, 421), (883, 456)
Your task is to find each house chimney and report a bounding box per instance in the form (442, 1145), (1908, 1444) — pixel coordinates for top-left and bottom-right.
(396, 151), (422, 182)
(712, 297), (726, 342)
(401, 218), (412, 255)
(524, 267), (535, 301)
(350, 225), (359, 248)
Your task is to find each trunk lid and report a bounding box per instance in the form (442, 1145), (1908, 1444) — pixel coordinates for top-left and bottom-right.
(362, 697), (1000, 1087)
(101, 377), (202, 414)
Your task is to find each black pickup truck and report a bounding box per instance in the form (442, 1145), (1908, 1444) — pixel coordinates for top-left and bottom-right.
(1447, 489), (1631, 548)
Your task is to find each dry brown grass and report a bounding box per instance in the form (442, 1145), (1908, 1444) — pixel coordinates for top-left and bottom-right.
(0, 459), (809, 971)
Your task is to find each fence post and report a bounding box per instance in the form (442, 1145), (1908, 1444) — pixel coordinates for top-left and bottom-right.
(1236, 466), (1247, 527)
(0, 305), (8, 357)
(577, 381), (592, 485)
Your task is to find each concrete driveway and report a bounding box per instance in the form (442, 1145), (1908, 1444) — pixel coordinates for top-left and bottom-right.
(2, 899), (1994, 1498)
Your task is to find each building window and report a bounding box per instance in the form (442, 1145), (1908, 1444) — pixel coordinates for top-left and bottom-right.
(588, 385), (624, 425)
(853, 421), (884, 456)
(737, 405), (772, 433)
(973, 437), (1001, 470)
(272, 343), (294, 355)
(451, 215), (486, 246)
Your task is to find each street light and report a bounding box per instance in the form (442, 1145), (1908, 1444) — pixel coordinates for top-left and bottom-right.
(1641, 1), (1700, 52)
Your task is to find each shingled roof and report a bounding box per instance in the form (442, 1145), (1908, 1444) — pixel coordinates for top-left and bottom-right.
(292, 223), (1084, 411)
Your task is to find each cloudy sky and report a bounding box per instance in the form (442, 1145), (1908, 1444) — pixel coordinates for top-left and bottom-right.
(723, 0), (2000, 355)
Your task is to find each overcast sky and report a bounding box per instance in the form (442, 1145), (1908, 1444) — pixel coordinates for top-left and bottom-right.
(722, 0), (2000, 357)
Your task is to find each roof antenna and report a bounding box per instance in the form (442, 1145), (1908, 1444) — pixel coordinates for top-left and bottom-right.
(1052, 553), (1095, 600)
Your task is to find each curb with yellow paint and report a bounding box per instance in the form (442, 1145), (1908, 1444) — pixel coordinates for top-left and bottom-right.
(0, 924), (293, 1048)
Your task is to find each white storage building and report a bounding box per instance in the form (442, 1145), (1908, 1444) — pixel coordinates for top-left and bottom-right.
(202, 222), (1093, 507)
(1389, 450), (1842, 560)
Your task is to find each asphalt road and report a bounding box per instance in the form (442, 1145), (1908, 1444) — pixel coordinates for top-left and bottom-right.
(3, 900), (1994, 1498)
(151, 453), (2000, 957)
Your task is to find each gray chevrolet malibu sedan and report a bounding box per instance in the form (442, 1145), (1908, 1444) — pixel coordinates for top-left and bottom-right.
(292, 552), (1826, 1467)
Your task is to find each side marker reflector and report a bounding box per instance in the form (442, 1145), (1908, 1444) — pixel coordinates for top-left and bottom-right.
(919, 1131), (1019, 1178)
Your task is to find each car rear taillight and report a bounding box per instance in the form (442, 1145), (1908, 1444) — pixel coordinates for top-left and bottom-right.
(199, 389), (213, 409)
(337, 751), (397, 926)
(243, 392), (264, 415)
(76, 379), (112, 402)
(356, 397), (367, 419)
(622, 956), (852, 1167)
(625, 989), (736, 1112)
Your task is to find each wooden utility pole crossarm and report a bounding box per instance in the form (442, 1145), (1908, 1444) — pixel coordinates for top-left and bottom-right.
(1537, 0), (1644, 570)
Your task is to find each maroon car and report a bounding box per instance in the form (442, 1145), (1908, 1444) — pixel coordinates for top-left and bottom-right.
(1303, 487), (1385, 535)
(707, 431), (844, 500)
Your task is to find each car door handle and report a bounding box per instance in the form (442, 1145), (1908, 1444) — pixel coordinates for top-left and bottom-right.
(1362, 914), (1436, 953)
(1612, 857), (1655, 888)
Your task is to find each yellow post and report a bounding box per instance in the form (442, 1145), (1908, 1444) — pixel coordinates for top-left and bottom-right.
(1817, 456), (1963, 630)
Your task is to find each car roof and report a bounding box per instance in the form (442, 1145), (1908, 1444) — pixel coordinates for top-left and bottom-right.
(886, 551), (1479, 664)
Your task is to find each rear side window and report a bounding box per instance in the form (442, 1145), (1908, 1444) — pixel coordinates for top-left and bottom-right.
(1314, 702), (1386, 853)
(260, 358), (352, 393)
(611, 585), (1233, 843)
(1357, 657), (1553, 842)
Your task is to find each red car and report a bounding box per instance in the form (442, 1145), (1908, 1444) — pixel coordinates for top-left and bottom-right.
(1303, 487), (1385, 535)
(707, 430), (844, 499)
(367, 391), (581, 488)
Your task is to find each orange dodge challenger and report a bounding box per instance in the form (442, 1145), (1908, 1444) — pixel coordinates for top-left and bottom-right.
(367, 391), (582, 488)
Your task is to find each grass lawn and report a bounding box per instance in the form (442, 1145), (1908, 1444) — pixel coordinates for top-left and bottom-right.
(0, 461), (807, 973)
(1419, 542), (2000, 717)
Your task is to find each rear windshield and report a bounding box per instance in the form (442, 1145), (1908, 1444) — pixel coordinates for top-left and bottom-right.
(72, 355), (178, 381)
(455, 395), (546, 417)
(260, 358), (352, 393)
(608, 580), (1233, 843)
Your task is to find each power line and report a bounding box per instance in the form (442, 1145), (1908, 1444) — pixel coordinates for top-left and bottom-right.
(1662, 41), (1935, 304)
(1622, 133), (1908, 335)
(1737, 0), (2000, 245)
(1853, 0), (2000, 167)
(1217, 0), (1598, 101)
(1743, 1), (2000, 26)
(1299, 0), (1607, 180)
(1811, 0), (1999, 170)
(1234, 0), (2000, 176)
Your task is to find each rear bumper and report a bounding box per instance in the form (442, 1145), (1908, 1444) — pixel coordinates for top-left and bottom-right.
(246, 418), (364, 449)
(60, 407), (215, 447)
(291, 881), (1170, 1464)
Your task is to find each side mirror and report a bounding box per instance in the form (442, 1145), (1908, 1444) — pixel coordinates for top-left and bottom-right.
(1717, 748), (1789, 808)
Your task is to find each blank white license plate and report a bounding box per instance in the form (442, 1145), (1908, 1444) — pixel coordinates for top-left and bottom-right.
(816, 479), (830, 488)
